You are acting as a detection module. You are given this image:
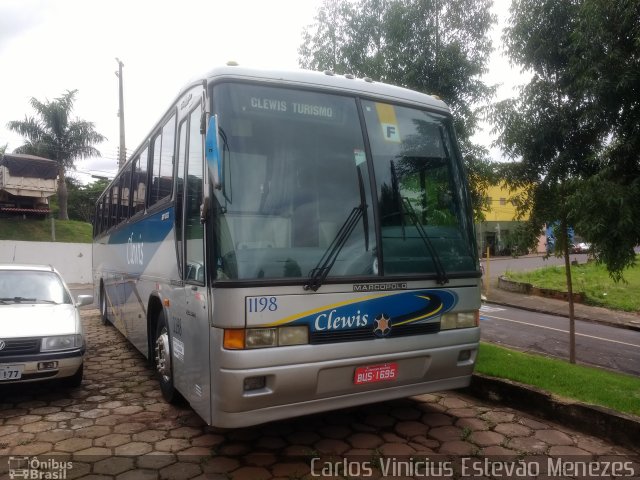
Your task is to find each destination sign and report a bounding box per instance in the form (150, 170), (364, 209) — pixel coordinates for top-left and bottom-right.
(249, 97), (334, 119)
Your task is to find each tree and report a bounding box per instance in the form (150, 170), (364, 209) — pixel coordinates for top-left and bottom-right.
(0, 144), (6, 156)
(68, 178), (110, 223)
(491, 0), (607, 364)
(299, 0), (498, 219)
(566, 0), (640, 278)
(7, 90), (106, 220)
(494, 1), (640, 267)
(49, 177), (109, 223)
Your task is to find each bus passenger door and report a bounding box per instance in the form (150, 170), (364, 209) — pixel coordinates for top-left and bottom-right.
(174, 103), (212, 423)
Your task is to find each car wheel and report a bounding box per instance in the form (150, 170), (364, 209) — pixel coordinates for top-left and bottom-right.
(154, 310), (181, 404)
(100, 285), (110, 326)
(63, 363), (83, 388)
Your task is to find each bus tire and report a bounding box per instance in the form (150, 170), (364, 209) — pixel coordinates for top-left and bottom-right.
(154, 310), (181, 404)
(100, 285), (111, 326)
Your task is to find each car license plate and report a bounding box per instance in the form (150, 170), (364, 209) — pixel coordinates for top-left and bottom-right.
(0, 365), (24, 381)
(354, 363), (398, 385)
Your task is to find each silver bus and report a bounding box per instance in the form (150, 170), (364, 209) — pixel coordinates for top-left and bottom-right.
(93, 65), (481, 428)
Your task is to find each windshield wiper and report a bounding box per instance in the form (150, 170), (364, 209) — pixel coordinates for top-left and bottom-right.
(0, 297), (37, 303)
(389, 158), (448, 285)
(401, 197), (449, 285)
(304, 206), (364, 291)
(304, 167), (369, 292)
(357, 167), (369, 251)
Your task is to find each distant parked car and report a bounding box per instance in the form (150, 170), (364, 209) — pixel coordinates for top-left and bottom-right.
(0, 264), (92, 387)
(572, 242), (591, 254)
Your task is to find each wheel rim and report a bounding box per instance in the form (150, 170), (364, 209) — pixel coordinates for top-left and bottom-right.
(155, 327), (172, 383)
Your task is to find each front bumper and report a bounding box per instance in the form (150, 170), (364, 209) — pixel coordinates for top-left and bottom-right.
(210, 328), (480, 428)
(0, 349), (84, 384)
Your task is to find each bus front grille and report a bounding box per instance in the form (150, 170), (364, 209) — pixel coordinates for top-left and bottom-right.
(310, 322), (440, 345)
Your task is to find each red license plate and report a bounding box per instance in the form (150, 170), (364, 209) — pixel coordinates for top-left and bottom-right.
(354, 363), (398, 385)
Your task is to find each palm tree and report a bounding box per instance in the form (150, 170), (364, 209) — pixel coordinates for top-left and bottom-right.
(7, 90), (106, 220)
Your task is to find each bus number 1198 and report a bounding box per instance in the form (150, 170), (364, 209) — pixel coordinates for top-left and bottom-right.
(247, 296), (278, 313)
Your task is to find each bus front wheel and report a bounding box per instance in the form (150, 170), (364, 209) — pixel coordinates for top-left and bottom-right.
(154, 311), (180, 404)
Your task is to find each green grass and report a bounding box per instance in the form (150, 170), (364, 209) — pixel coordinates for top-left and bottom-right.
(476, 342), (640, 416)
(0, 218), (93, 243)
(505, 256), (640, 312)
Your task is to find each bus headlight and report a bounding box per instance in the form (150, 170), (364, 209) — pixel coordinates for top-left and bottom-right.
(246, 328), (277, 348)
(224, 326), (309, 349)
(278, 326), (308, 346)
(440, 311), (479, 330)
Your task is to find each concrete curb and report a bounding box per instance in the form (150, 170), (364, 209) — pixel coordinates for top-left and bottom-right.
(498, 275), (586, 303)
(465, 373), (640, 451)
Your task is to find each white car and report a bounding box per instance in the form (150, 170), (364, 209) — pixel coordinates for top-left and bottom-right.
(0, 264), (92, 387)
(572, 242), (591, 254)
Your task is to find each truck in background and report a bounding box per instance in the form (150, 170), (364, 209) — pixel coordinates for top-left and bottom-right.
(0, 153), (58, 218)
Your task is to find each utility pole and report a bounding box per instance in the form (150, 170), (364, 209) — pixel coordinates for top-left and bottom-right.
(115, 58), (126, 170)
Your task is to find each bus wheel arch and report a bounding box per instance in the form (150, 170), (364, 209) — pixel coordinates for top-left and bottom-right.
(148, 297), (182, 404)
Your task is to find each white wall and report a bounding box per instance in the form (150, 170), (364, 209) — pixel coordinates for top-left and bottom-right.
(0, 240), (92, 285)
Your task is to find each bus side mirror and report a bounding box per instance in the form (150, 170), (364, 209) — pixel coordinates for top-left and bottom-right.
(205, 115), (222, 190)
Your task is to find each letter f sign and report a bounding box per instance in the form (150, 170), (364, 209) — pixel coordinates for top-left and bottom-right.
(381, 123), (400, 143)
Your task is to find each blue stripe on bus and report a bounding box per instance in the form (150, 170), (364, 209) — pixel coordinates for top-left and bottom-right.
(105, 208), (175, 272)
(108, 207), (175, 246)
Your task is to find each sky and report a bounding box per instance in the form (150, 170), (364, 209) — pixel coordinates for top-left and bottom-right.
(0, 0), (519, 184)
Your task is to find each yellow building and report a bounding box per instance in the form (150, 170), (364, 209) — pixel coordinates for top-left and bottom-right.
(476, 183), (545, 256)
(482, 184), (523, 222)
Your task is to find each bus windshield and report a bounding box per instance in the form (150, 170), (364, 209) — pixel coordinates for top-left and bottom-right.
(212, 83), (476, 281)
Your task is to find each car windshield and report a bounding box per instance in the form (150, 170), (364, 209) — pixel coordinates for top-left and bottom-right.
(0, 270), (71, 304)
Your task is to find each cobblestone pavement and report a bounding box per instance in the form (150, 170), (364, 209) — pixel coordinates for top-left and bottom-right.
(0, 309), (637, 479)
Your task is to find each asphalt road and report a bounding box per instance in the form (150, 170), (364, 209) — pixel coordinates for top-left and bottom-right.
(480, 302), (640, 376)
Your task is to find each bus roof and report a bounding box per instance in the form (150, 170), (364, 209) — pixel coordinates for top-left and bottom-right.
(103, 66), (452, 200)
(195, 65), (450, 113)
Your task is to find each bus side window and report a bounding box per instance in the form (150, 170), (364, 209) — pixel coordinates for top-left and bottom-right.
(101, 196), (108, 232)
(184, 106), (205, 284)
(175, 119), (187, 277)
(149, 134), (162, 207)
(104, 188), (111, 230)
(149, 114), (176, 208)
(159, 114), (176, 200)
(110, 184), (117, 228)
(94, 200), (102, 237)
(119, 165), (132, 223)
(132, 148), (148, 214)
(125, 164), (133, 220)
